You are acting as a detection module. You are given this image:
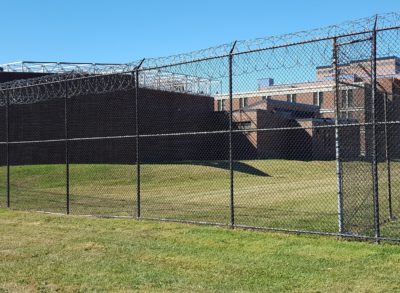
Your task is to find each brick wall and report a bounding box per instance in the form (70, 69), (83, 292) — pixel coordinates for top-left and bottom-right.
(0, 72), (49, 83)
(2, 87), (233, 165)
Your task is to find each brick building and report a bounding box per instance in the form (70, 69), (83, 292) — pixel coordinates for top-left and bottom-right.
(214, 56), (400, 160)
(1, 56), (399, 164)
(0, 68), (253, 165)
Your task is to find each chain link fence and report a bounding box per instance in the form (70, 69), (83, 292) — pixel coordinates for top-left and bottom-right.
(1, 13), (400, 242)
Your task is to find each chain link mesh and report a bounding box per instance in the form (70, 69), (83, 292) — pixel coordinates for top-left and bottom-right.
(1, 15), (400, 242)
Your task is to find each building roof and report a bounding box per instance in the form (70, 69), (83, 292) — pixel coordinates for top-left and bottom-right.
(316, 55), (400, 69)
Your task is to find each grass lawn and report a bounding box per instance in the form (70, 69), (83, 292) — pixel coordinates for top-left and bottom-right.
(0, 160), (399, 238)
(0, 209), (400, 292)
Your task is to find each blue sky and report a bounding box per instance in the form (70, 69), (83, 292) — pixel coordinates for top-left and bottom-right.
(1, 0), (400, 64)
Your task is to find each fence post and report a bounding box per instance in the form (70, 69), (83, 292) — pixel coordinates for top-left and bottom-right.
(64, 81), (70, 214)
(383, 93), (393, 220)
(135, 59), (145, 219)
(6, 89), (10, 208)
(229, 41), (237, 228)
(333, 37), (344, 234)
(371, 17), (380, 241)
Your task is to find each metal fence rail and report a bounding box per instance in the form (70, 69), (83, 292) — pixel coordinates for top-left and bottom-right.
(1, 13), (400, 242)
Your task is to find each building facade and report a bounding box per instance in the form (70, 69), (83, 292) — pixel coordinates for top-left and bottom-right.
(1, 56), (399, 164)
(214, 56), (400, 160)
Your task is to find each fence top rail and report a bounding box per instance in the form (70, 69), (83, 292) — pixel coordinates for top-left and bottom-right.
(1, 12), (400, 91)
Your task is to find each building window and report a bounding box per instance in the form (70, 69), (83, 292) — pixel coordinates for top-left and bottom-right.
(287, 93), (296, 103)
(313, 91), (324, 106)
(218, 100), (226, 111)
(237, 121), (252, 130)
(347, 111), (354, 120)
(239, 97), (248, 108)
(341, 90), (346, 108)
(339, 110), (355, 120)
(347, 89), (353, 107)
(341, 89), (354, 108)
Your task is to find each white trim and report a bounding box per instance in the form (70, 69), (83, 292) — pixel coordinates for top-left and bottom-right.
(214, 82), (365, 100)
(320, 107), (364, 113)
(320, 109), (334, 113)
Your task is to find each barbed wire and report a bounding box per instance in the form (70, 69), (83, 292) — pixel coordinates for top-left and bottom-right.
(0, 68), (219, 105)
(0, 71), (135, 105)
(2, 12), (399, 75)
(137, 12), (400, 69)
(1, 12), (400, 104)
(0, 61), (137, 75)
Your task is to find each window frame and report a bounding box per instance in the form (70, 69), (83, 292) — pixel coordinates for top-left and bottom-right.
(287, 93), (297, 103)
(341, 89), (354, 109)
(313, 91), (324, 106)
(218, 99), (226, 111)
(239, 97), (248, 108)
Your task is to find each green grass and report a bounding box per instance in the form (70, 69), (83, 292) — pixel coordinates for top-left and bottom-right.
(0, 160), (338, 232)
(0, 159), (399, 238)
(0, 209), (400, 292)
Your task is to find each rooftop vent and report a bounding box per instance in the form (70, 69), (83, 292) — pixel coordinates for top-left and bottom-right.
(258, 78), (274, 90)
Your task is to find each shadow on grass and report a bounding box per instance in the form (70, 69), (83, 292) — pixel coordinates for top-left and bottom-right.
(6, 161), (270, 177)
(166, 161), (270, 177)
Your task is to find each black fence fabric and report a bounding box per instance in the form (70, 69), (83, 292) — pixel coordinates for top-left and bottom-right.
(1, 18), (400, 242)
